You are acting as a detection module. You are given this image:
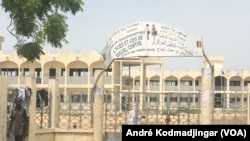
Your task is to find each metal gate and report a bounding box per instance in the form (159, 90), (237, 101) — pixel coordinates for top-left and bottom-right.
(104, 92), (201, 132)
(103, 91), (249, 132)
(212, 91), (248, 124)
(14, 90), (248, 131)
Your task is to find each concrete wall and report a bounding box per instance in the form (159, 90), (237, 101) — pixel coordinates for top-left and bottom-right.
(0, 75), (7, 141)
(35, 129), (94, 141)
(54, 131), (94, 141)
(3, 77), (97, 141)
(39, 79), (96, 141)
(35, 129), (54, 141)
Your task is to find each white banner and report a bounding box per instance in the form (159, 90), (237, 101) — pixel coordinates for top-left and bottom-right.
(102, 21), (203, 69)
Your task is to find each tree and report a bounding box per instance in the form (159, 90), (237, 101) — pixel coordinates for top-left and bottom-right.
(1, 0), (84, 61)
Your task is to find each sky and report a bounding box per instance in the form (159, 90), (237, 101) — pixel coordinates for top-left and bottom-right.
(1, 0), (250, 70)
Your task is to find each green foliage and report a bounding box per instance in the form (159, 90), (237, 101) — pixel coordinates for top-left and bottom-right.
(44, 13), (68, 48)
(1, 0), (84, 61)
(15, 42), (45, 61)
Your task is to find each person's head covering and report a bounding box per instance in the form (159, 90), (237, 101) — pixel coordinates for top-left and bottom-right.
(133, 104), (138, 110)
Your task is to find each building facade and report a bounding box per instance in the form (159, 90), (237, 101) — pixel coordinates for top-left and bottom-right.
(1, 49), (250, 106)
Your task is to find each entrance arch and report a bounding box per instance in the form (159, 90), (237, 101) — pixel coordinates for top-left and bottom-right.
(99, 21), (211, 124)
(91, 22), (214, 140)
(102, 21), (203, 69)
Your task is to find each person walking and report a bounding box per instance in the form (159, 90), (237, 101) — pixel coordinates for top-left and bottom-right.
(128, 104), (145, 125)
(7, 97), (29, 141)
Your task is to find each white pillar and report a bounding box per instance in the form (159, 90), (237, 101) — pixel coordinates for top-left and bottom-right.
(48, 79), (60, 128)
(93, 70), (104, 141)
(200, 68), (213, 124)
(26, 77), (36, 141)
(0, 75), (7, 141)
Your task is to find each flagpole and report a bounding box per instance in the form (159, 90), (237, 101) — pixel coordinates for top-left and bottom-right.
(221, 73), (222, 92)
(221, 69), (224, 92)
